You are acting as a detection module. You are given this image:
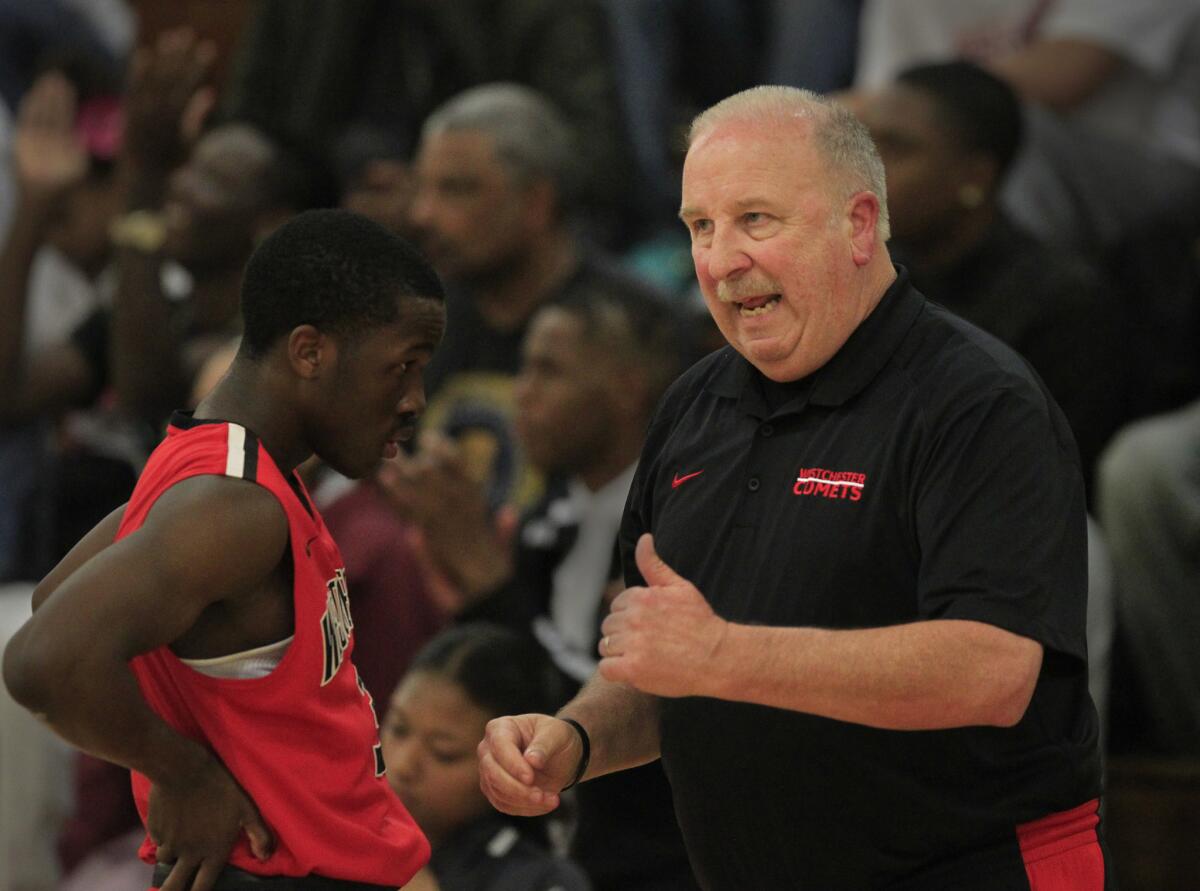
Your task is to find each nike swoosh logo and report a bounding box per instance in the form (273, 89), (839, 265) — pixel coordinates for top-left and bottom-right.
(672, 470), (704, 489)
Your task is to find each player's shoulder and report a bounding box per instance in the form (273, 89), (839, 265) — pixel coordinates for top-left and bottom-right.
(136, 473), (288, 556)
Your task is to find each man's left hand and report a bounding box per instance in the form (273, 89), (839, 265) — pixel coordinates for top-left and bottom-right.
(598, 533), (729, 698)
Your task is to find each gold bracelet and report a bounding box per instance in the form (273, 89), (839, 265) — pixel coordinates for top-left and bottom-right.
(109, 210), (167, 253)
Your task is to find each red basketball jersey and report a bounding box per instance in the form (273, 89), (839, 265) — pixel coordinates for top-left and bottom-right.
(122, 413), (429, 886)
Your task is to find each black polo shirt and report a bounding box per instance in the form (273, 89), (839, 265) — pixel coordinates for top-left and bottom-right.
(619, 269), (1103, 890)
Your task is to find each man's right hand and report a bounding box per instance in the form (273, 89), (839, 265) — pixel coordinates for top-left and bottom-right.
(477, 714), (584, 816)
(148, 751), (273, 891)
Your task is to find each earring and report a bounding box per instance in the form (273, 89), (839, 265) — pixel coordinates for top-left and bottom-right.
(958, 184), (985, 208)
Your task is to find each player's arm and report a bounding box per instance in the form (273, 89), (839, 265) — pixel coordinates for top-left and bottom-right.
(598, 535), (1042, 731)
(3, 475), (286, 890)
(31, 502), (127, 611)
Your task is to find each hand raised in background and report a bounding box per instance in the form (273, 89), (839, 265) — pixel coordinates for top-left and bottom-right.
(376, 431), (518, 611)
(13, 72), (88, 206)
(122, 27), (217, 176)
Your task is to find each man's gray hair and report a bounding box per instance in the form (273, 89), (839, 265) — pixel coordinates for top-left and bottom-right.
(422, 82), (579, 208)
(688, 86), (890, 240)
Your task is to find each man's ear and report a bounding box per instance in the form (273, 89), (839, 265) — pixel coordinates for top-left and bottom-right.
(845, 191), (883, 266)
(287, 324), (332, 380)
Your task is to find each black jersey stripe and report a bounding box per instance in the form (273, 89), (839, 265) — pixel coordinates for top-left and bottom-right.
(242, 429), (259, 482)
(224, 424), (260, 482)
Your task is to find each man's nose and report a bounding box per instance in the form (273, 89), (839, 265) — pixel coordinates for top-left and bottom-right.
(399, 378), (427, 417)
(704, 227), (752, 282)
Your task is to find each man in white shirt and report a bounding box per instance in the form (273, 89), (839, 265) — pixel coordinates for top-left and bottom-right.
(854, 0), (1200, 249)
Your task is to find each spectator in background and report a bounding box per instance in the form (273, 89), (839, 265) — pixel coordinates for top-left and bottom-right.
(382, 623), (591, 890)
(109, 29), (335, 437)
(852, 0), (1200, 254)
(1098, 400), (1200, 756)
(408, 83), (675, 513)
(333, 122), (415, 239)
(0, 55), (127, 891)
(0, 59), (124, 581)
(0, 0), (131, 239)
(852, 60), (1128, 495)
(852, 60), (1125, 732)
(0, 32), (328, 577)
(222, 0), (633, 245)
(380, 288), (697, 889)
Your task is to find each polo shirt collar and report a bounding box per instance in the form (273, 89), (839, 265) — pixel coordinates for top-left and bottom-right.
(705, 266), (922, 414)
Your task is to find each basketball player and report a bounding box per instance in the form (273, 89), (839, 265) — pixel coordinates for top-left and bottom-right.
(4, 209), (446, 891)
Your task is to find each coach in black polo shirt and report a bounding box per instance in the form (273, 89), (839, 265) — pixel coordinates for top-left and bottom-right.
(477, 86), (1109, 890)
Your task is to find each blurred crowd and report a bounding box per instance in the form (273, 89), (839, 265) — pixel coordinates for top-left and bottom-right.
(1, 0), (1198, 888)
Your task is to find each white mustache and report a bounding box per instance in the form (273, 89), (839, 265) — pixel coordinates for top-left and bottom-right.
(716, 278), (783, 303)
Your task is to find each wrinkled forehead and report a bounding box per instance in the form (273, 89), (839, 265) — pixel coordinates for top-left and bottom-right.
(681, 118), (826, 210)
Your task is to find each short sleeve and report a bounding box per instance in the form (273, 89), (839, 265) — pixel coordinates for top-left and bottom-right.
(914, 383), (1089, 661)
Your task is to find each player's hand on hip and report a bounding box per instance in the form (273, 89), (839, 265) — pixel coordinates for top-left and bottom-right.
(599, 533), (729, 698)
(477, 714), (581, 816)
(148, 751), (273, 891)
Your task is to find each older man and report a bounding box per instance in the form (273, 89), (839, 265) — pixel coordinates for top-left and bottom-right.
(408, 83), (669, 511)
(477, 87), (1109, 889)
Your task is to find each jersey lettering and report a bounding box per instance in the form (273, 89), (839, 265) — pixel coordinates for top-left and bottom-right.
(794, 466), (867, 501)
(320, 569), (354, 685)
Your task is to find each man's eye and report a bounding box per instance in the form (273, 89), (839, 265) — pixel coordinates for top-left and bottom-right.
(744, 212), (766, 225)
(691, 219), (712, 235)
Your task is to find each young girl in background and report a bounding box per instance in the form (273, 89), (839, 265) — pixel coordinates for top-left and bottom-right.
(383, 623), (591, 891)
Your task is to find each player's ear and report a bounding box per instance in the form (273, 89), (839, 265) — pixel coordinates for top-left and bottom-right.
(287, 324), (334, 380)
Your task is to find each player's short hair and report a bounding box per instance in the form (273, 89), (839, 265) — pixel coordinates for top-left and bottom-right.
(895, 60), (1025, 177)
(239, 208), (443, 358)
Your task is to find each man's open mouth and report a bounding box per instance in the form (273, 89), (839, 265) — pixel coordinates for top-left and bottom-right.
(736, 294), (782, 317)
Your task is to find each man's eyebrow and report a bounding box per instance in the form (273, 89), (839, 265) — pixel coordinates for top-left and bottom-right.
(679, 197), (779, 220)
(730, 196), (778, 212)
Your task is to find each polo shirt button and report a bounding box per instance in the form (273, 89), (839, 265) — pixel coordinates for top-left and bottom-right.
(747, 477), (761, 492)
(760, 423), (774, 437)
